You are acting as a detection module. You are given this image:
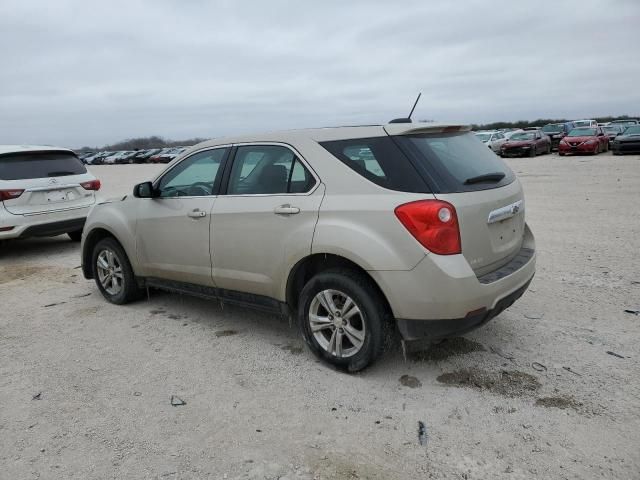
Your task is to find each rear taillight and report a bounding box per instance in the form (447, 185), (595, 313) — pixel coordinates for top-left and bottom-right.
(0, 189), (24, 201)
(394, 200), (461, 255)
(80, 179), (101, 191)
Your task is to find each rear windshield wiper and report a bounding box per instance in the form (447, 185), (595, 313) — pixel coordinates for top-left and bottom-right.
(47, 171), (76, 176)
(464, 172), (506, 185)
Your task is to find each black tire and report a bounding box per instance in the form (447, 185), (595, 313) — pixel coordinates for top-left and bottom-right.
(546, 143), (552, 154)
(298, 268), (389, 372)
(528, 146), (536, 158)
(68, 230), (82, 242)
(91, 237), (143, 305)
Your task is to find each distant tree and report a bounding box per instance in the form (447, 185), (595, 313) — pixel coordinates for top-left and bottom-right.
(78, 136), (208, 152)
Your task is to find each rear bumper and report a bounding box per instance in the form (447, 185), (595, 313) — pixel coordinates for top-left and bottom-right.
(19, 218), (85, 238)
(369, 224), (536, 340)
(0, 204), (90, 240)
(396, 277), (532, 340)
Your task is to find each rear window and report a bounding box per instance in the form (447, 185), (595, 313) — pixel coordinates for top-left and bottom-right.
(394, 132), (515, 193)
(319, 136), (429, 192)
(0, 151), (87, 180)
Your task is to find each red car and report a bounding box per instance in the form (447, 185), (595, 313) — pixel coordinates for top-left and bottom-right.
(558, 127), (609, 155)
(500, 130), (551, 158)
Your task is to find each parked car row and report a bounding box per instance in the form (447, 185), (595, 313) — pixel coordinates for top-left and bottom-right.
(475, 118), (640, 157)
(78, 147), (190, 165)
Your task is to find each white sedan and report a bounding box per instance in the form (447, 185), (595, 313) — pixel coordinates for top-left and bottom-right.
(475, 131), (507, 153)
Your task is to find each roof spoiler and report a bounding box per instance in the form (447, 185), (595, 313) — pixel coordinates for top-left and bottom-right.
(384, 124), (471, 136)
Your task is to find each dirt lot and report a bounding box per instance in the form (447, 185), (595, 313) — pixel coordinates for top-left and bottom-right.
(1, 152), (639, 479)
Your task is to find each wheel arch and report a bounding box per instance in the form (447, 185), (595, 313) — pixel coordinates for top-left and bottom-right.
(82, 227), (130, 279)
(285, 253), (393, 318)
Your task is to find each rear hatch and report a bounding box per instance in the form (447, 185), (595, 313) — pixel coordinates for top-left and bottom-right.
(390, 128), (525, 276)
(0, 150), (96, 215)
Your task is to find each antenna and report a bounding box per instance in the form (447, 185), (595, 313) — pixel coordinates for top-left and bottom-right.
(407, 92), (422, 120)
(389, 93), (422, 124)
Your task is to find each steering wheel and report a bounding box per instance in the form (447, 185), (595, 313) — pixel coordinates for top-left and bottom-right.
(188, 182), (213, 196)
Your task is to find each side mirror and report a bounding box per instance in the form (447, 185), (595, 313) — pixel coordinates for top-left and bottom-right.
(133, 181), (156, 198)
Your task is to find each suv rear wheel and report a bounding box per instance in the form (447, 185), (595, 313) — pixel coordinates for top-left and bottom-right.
(91, 237), (143, 304)
(298, 269), (387, 372)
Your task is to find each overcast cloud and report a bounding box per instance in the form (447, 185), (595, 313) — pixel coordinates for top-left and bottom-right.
(0, 0), (638, 148)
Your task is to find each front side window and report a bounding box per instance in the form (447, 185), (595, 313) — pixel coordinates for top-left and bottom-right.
(227, 145), (315, 195)
(157, 148), (227, 197)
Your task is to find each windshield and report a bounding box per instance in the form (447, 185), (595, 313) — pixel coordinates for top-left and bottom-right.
(0, 151), (87, 180)
(568, 128), (596, 137)
(509, 132), (535, 141)
(622, 126), (640, 135)
(573, 121), (592, 127)
(542, 124), (562, 133)
(475, 133), (491, 141)
(604, 126), (621, 133)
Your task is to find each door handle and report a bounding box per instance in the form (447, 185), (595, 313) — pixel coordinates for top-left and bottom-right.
(187, 209), (207, 219)
(274, 204), (300, 215)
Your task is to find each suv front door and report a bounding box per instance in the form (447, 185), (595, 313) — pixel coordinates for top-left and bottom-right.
(136, 147), (229, 286)
(211, 144), (324, 301)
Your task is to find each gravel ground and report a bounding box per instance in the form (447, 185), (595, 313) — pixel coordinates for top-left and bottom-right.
(1, 152), (639, 479)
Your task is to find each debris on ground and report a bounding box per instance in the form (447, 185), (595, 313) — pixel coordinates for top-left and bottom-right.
(133, 391), (142, 396)
(281, 344), (303, 355)
(490, 346), (515, 361)
(535, 396), (583, 411)
(562, 366), (582, 376)
(32, 392), (42, 400)
(399, 375), (422, 388)
(170, 395), (186, 406)
(72, 293), (92, 298)
(418, 421), (428, 446)
(623, 309), (640, 315)
(524, 313), (544, 320)
(531, 362), (547, 372)
(215, 330), (238, 337)
(43, 302), (66, 308)
(410, 337), (486, 361)
(437, 368), (541, 397)
(605, 351), (625, 359)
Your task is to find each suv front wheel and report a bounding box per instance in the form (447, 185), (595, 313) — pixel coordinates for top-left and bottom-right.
(92, 237), (143, 304)
(299, 269), (387, 372)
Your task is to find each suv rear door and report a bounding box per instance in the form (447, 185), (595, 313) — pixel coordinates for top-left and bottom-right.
(0, 150), (96, 216)
(211, 144), (323, 300)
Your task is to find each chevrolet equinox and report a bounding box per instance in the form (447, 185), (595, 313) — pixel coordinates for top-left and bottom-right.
(81, 123), (536, 371)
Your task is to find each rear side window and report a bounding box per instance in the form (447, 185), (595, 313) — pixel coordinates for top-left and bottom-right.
(0, 151), (87, 180)
(319, 137), (429, 192)
(394, 132), (515, 193)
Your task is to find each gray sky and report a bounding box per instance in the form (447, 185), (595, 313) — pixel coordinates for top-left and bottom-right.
(1, 0), (638, 148)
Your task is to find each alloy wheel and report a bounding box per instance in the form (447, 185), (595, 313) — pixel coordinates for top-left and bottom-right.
(96, 248), (124, 296)
(308, 289), (366, 358)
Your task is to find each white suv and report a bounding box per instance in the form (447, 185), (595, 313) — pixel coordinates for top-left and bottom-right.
(0, 146), (101, 241)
